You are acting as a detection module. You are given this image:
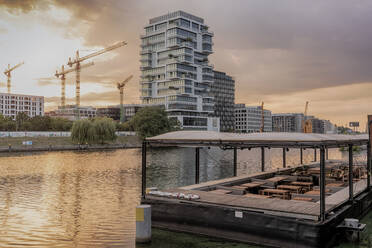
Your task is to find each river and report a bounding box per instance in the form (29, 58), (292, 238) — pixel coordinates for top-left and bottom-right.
(0, 147), (366, 247)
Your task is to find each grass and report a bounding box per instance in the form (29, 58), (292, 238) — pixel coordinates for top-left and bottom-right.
(137, 229), (259, 248)
(0, 135), (141, 148)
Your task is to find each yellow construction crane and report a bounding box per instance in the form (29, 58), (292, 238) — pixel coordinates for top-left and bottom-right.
(117, 75), (133, 123)
(67, 41), (127, 107)
(303, 101), (312, 133)
(260, 102), (265, 133)
(4, 62), (24, 93)
(55, 62), (94, 108)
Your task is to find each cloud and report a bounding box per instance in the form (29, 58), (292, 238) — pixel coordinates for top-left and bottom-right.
(0, 0), (50, 14)
(2, 0), (372, 128)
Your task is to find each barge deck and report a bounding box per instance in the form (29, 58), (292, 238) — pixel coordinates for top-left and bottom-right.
(141, 131), (372, 247)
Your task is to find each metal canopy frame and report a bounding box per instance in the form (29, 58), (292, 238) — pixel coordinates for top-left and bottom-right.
(142, 128), (372, 222)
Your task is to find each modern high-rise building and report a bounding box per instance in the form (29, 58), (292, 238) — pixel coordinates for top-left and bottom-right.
(211, 70), (235, 131)
(235, 104), (272, 133)
(140, 11), (219, 131)
(272, 113), (304, 133)
(0, 93), (44, 119)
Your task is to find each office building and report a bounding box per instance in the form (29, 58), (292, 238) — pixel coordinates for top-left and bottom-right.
(140, 11), (219, 131)
(212, 70), (235, 131)
(235, 104), (272, 133)
(0, 92), (44, 119)
(272, 113), (304, 133)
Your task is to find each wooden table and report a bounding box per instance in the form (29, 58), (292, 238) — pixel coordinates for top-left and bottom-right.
(260, 188), (290, 200)
(304, 190), (320, 195)
(240, 182), (266, 189)
(267, 176), (289, 183)
(292, 197), (313, 202)
(277, 185), (303, 194)
(327, 182), (344, 187)
(290, 181), (313, 191)
(210, 189), (232, 194)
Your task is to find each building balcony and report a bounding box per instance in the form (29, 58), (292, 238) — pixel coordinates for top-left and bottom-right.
(201, 30), (214, 36)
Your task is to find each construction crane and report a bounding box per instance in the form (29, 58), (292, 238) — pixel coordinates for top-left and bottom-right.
(55, 62), (94, 108)
(260, 102), (265, 133)
(117, 75), (133, 123)
(67, 41), (127, 107)
(303, 101), (313, 133)
(4, 62), (24, 93)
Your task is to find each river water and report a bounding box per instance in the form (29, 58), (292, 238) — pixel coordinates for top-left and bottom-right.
(0, 147), (366, 247)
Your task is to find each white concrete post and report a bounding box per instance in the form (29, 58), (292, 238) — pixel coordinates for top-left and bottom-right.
(136, 204), (151, 243)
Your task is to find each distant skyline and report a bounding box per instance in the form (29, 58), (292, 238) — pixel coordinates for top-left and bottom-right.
(0, 0), (371, 130)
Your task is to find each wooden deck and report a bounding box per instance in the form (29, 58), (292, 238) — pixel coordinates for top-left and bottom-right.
(147, 188), (335, 220)
(324, 179), (369, 206)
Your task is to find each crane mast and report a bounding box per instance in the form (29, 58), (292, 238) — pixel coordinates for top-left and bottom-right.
(55, 62), (94, 108)
(67, 41), (127, 107)
(4, 62), (24, 93)
(117, 75), (133, 123)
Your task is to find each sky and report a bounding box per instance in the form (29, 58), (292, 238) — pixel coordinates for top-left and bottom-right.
(0, 0), (371, 130)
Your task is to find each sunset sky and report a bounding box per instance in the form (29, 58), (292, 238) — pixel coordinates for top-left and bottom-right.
(0, 0), (371, 130)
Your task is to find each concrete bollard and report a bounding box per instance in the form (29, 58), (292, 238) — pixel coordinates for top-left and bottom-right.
(136, 204), (151, 243)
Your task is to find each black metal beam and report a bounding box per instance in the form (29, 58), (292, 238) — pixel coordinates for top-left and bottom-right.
(320, 146), (326, 221)
(300, 148), (303, 165)
(141, 141), (147, 198)
(261, 147), (265, 172)
(368, 115), (372, 190)
(283, 148), (286, 168)
(314, 148), (317, 162)
(195, 147), (200, 184)
(349, 144), (353, 202)
(368, 141), (371, 190)
(326, 148), (329, 160)
(233, 147), (237, 177)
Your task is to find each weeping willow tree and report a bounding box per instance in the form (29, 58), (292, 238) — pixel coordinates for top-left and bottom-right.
(71, 118), (117, 144)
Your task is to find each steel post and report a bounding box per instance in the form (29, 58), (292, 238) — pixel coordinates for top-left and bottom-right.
(314, 148), (317, 162)
(300, 148), (303, 165)
(195, 147), (200, 184)
(261, 147), (265, 172)
(320, 146), (326, 221)
(141, 141), (147, 198)
(283, 148), (286, 168)
(233, 147), (237, 177)
(349, 144), (353, 202)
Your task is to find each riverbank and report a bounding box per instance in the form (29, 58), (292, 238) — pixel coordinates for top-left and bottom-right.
(0, 135), (141, 153)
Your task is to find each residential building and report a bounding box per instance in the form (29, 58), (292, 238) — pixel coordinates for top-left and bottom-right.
(46, 105), (96, 121)
(211, 70), (235, 131)
(235, 104), (272, 133)
(140, 11), (219, 131)
(272, 113), (304, 133)
(0, 92), (44, 119)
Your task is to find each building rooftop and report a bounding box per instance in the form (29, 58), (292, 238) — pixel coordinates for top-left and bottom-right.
(149, 10), (204, 24)
(146, 131), (368, 148)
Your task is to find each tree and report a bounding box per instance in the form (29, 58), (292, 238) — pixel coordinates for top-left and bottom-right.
(93, 117), (117, 144)
(126, 106), (180, 139)
(51, 118), (73, 131)
(71, 119), (92, 144)
(71, 118), (117, 144)
(0, 114), (16, 131)
(15, 112), (29, 131)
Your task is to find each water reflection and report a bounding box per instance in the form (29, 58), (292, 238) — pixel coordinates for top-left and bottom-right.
(0, 147), (366, 248)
